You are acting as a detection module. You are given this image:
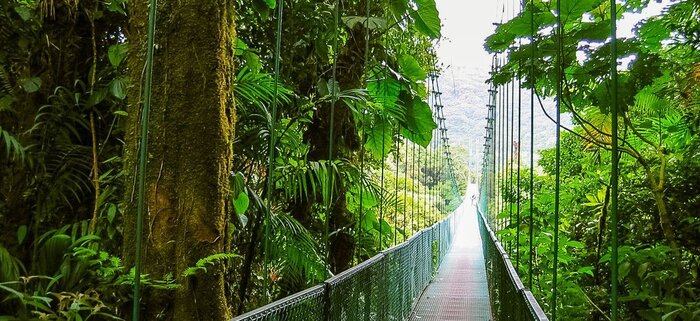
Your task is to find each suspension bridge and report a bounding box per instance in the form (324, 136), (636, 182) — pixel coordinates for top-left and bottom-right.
(119, 0), (631, 318)
(230, 61), (552, 319)
(233, 186), (549, 321)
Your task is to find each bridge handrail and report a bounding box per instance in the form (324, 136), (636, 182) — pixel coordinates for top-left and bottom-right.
(232, 208), (462, 321)
(477, 206), (549, 321)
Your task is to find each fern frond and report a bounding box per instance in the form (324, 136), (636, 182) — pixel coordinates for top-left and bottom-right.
(0, 126), (25, 161)
(269, 213), (327, 283)
(182, 253), (240, 277)
(234, 66), (293, 112)
(0, 66), (14, 96)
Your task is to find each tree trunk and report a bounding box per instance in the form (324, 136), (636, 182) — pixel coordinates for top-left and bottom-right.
(303, 21), (366, 274)
(652, 189), (678, 252)
(640, 162), (679, 253)
(123, 1), (235, 320)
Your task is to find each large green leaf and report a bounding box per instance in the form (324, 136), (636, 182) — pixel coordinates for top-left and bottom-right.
(399, 55), (428, 82)
(639, 19), (670, 52)
(401, 97), (436, 147)
(341, 16), (387, 30)
(367, 71), (401, 113)
(389, 0), (409, 18)
(233, 192), (249, 216)
(108, 43), (128, 68)
(411, 0), (441, 39)
(558, 0), (599, 25)
(109, 77), (127, 100)
(20, 77), (41, 93)
(364, 119), (392, 160)
(484, 8), (556, 53)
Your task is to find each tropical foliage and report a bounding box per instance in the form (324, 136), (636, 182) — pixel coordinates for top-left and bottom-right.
(485, 0), (700, 320)
(0, 0), (464, 319)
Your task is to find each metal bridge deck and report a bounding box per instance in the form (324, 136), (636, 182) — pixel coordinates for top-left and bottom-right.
(411, 202), (491, 321)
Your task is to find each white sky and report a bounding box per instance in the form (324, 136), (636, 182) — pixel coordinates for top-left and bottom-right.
(435, 0), (671, 70)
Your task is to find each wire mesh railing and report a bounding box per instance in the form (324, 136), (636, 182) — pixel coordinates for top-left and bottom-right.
(232, 210), (461, 321)
(477, 206), (548, 321)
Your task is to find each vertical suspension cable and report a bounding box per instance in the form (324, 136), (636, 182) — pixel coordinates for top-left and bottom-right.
(264, 0), (285, 295)
(528, 0), (535, 290)
(492, 59), (505, 231)
(510, 71), (515, 253)
(403, 138), (408, 237)
(437, 76), (446, 219)
(132, 0), (158, 318)
(432, 68), (442, 224)
(491, 56), (497, 226)
(553, 0), (563, 318)
(379, 114), (386, 251)
(610, 0), (620, 319)
(418, 141), (423, 228)
(495, 64), (500, 229)
(430, 84), (434, 226)
(394, 127), (399, 246)
(503, 68), (509, 234)
(378, 0), (391, 252)
(356, 0), (371, 264)
(412, 142), (417, 233)
(326, 0), (340, 264)
(516, 38), (522, 271)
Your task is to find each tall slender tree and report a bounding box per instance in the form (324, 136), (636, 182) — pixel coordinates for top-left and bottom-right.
(123, 1), (236, 320)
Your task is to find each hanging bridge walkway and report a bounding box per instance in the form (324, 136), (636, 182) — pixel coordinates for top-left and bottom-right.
(411, 197), (490, 320)
(233, 185), (548, 321)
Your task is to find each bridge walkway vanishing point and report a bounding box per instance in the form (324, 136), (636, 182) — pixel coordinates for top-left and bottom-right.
(411, 198), (491, 320)
(232, 185), (548, 321)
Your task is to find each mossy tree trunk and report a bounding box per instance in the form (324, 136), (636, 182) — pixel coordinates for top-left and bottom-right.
(305, 21), (366, 274)
(123, 1), (235, 320)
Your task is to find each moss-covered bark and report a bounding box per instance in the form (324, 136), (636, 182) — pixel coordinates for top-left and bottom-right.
(304, 22), (366, 273)
(123, 1), (235, 320)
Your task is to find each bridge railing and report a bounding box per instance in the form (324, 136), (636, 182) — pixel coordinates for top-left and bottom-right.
(233, 209), (462, 321)
(477, 207), (549, 321)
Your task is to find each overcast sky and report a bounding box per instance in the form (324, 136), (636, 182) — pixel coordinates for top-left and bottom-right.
(435, 0), (670, 70)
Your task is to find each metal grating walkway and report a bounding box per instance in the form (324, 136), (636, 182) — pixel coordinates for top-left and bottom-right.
(411, 201), (492, 321)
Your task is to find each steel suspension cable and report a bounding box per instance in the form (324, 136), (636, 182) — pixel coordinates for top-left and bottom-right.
(263, 0), (285, 297)
(495, 66), (500, 229)
(394, 127), (400, 246)
(379, 109), (386, 251)
(356, 0), (371, 264)
(430, 92), (434, 224)
(510, 75), (515, 253)
(132, 0), (158, 318)
(412, 142), (417, 233)
(378, 2), (391, 251)
(418, 141), (423, 228)
(610, 0), (620, 319)
(516, 41), (522, 271)
(528, 0), (535, 290)
(553, 0), (563, 318)
(503, 70), (509, 234)
(403, 138), (408, 238)
(325, 0), (340, 264)
(495, 73), (500, 229)
(434, 76), (442, 219)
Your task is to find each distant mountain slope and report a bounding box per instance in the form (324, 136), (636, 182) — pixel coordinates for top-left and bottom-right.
(437, 65), (571, 170)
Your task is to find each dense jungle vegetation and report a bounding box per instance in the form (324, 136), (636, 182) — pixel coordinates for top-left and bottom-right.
(0, 0), (467, 320)
(485, 0), (700, 320)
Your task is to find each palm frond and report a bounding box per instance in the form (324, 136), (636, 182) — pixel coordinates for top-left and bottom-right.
(34, 145), (93, 216)
(0, 126), (25, 161)
(234, 66), (293, 112)
(268, 213), (327, 284)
